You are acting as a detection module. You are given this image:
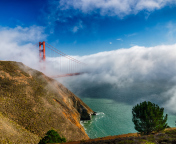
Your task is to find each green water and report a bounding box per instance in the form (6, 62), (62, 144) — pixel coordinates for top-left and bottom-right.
(80, 98), (176, 139)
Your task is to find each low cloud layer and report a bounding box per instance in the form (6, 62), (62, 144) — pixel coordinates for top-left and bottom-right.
(56, 44), (176, 114)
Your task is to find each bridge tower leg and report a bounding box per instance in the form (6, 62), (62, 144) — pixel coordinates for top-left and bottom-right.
(39, 41), (45, 61)
(39, 41), (46, 70)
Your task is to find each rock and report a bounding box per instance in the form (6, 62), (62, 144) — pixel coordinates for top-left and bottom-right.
(70, 95), (93, 120)
(92, 112), (97, 115)
(80, 108), (91, 120)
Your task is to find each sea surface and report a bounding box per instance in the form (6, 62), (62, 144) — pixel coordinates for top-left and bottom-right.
(80, 98), (176, 139)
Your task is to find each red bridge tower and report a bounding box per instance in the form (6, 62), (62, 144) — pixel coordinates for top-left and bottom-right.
(39, 41), (45, 62)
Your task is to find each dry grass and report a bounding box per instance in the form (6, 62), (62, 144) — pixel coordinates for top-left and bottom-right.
(63, 128), (176, 144)
(0, 61), (91, 144)
(0, 112), (40, 144)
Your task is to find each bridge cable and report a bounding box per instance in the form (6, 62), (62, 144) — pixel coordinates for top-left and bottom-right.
(45, 42), (86, 65)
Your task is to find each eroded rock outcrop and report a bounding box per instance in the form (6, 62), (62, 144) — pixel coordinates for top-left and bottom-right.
(70, 94), (94, 120)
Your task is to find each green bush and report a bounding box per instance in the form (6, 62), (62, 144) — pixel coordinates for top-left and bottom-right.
(132, 101), (168, 135)
(38, 130), (66, 144)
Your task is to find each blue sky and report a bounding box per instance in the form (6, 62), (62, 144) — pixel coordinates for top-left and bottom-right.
(2, 0), (176, 114)
(1, 0), (176, 56)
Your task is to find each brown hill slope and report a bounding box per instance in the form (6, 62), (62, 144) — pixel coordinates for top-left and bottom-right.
(62, 128), (176, 144)
(0, 61), (94, 144)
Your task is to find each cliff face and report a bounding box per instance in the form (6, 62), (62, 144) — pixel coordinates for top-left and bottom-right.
(0, 61), (94, 144)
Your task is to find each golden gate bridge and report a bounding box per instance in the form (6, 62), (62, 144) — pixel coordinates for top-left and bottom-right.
(34, 41), (86, 78)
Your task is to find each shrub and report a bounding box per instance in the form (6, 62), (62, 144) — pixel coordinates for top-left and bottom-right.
(132, 101), (168, 135)
(38, 130), (66, 144)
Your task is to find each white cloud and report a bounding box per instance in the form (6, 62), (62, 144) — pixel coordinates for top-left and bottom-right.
(166, 21), (176, 42)
(117, 38), (123, 41)
(0, 26), (46, 43)
(109, 42), (112, 44)
(72, 20), (83, 33)
(56, 0), (175, 17)
(72, 26), (79, 33)
(0, 26), (47, 70)
(46, 0), (176, 32)
(125, 33), (137, 37)
(54, 44), (176, 114)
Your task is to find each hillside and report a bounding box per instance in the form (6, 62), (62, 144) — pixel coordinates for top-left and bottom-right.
(62, 128), (176, 144)
(0, 61), (94, 144)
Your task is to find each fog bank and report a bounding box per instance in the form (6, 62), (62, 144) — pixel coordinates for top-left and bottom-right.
(1, 26), (176, 114)
(57, 44), (176, 114)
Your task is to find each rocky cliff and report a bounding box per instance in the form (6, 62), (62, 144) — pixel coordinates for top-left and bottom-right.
(0, 61), (94, 144)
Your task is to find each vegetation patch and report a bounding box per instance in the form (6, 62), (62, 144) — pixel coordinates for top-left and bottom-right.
(38, 129), (66, 144)
(132, 101), (168, 135)
(0, 61), (22, 77)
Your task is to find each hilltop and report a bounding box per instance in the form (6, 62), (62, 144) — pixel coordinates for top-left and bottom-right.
(0, 61), (94, 144)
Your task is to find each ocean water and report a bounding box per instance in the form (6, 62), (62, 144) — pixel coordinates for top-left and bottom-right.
(80, 98), (176, 139)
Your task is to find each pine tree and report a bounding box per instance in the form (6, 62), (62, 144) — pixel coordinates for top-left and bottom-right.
(132, 101), (168, 135)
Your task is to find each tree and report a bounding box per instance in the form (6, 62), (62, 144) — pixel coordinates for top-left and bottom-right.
(132, 101), (168, 135)
(38, 130), (66, 144)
